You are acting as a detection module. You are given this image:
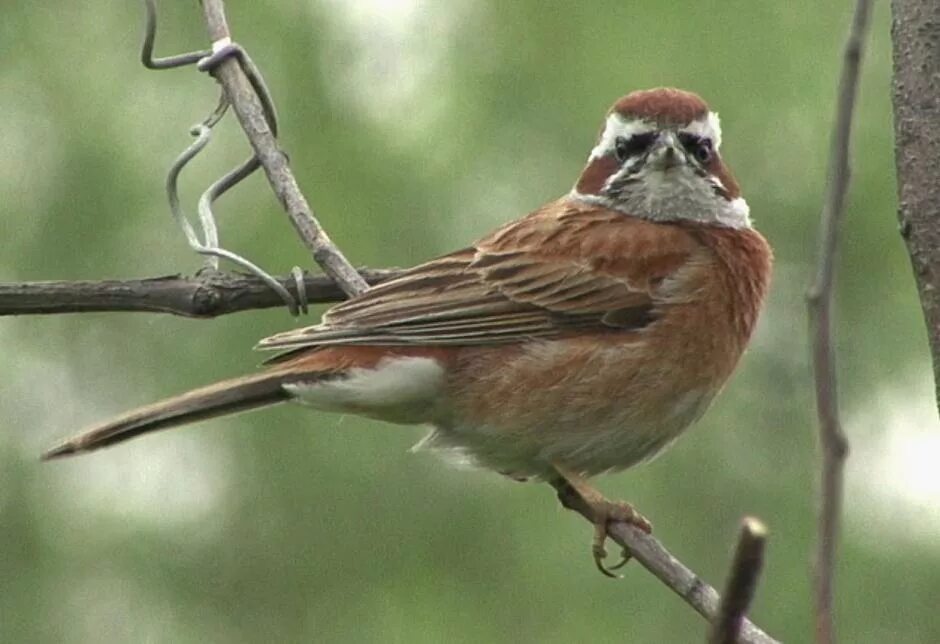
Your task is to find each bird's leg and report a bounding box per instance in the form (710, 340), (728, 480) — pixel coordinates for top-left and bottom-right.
(549, 466), (652, 578)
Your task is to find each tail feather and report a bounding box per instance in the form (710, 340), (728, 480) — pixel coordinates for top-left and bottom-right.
(42, 371), (294, 460)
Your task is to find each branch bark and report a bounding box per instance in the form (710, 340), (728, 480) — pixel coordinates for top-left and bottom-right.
(555, 486), (779, 644)
(0, 269), (399, 318)
(199, 0), (369, 297)
(806, 1), (873, 643)
(891, 0), (940, 413)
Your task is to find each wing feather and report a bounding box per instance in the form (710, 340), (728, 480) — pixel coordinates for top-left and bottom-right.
(258, 202), (699, 355)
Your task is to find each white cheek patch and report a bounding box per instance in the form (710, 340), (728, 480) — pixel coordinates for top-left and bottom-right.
(680, 111), (722, 149)
(284, 356), (445, 423)
(728, 197), (751, 222)
(589, 113), (655, 160)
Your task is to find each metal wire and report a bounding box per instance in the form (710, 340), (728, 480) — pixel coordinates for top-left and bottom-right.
(291, 266), (309, 316)
(141, 0), (208, 69)
(198, 42), (279, 138)
(141, 0), (307, 316)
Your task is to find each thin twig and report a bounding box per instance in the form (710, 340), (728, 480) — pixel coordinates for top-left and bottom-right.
(198, 0), (369, 297)
(708, 517), (769, 644)
(0, 269), (399, 318)
(554, 485), (779, 644)
(806, 1), (873, 643)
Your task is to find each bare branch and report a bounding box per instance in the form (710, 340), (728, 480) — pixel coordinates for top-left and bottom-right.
(708, 517), (768, 644)
(0, 269), (399, 318)
(198, 0), (369, 297)
(891, 0), (940, 413)
(554, 486), (779, 644)
(806, 1), (873, 643)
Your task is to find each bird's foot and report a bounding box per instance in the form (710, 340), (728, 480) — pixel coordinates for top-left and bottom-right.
(549, 467), (652, 578)
(588, 498), (652, 577)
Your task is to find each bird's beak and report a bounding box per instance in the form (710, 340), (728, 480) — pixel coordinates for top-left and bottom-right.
(646, 132), (684, 171)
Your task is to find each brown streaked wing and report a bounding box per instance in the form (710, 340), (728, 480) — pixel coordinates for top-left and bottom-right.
(257, 203), (697, 353)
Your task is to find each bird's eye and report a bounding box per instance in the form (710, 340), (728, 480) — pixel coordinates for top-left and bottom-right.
(614, 132), (656, 162)
(679, 133), (713, 164)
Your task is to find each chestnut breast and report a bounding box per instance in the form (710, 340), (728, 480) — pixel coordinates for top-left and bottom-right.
(444, 215), (772, 439)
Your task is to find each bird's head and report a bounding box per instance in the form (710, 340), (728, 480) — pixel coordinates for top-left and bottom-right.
(572, 88), (750, 228)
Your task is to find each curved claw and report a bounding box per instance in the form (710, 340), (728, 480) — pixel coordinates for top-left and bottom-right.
(607, 548), (633, 570)
(548, 470), (650, 578)
(590, 500), (648, 578)
(592, 543), (623, 579)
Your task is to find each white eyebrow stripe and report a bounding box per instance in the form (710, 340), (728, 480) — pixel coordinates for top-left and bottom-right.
(680, 111), (722, 149)
(589, 113), (655, 160)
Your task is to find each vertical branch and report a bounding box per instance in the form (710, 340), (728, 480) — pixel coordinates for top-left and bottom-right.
(708, 518), (768, 644)
(891, 0), (940, 414)
(806, 1), (873, 643)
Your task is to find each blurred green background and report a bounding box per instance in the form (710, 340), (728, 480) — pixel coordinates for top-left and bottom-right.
(2, 1), (938, 642)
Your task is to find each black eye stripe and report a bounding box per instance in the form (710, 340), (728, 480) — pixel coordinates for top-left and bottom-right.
(678, 132), (713, 163)
(614, 132), (657, 161)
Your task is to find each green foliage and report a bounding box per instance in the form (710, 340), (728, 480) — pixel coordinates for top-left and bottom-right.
(1, 1), (936, 642)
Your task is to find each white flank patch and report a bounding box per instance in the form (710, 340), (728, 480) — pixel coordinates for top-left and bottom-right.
(284, 356), (445, 423)
(589, 113), (655, 160)
(681, 111), (723, 148)
(667, 388), (710, 421)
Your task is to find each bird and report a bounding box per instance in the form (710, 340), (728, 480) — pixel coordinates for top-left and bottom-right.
(43, 88), (772, 576)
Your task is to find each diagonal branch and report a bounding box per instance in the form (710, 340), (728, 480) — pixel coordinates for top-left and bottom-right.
(806, 1), (873, 643)
(554, 485), (779, 644)
(198, 0), (369, 297)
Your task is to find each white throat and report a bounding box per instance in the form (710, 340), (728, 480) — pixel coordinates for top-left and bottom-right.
(570, 184), (751, 229)
(571, 171), (751, 229)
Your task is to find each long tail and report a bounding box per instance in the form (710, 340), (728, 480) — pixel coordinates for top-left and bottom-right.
(42, 370), (295, 460)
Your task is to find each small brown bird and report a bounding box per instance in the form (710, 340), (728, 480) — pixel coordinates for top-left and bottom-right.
(45, 88), (772, 576)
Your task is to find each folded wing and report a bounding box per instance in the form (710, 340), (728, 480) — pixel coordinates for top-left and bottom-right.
(258, 202), (698, 357)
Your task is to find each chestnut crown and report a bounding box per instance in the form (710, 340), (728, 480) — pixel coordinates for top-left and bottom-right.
(572, 88), (750, 229)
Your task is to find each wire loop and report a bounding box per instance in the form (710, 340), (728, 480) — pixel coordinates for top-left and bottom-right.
(141, 0), (301, 317)
(141, 0), (208, 69)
